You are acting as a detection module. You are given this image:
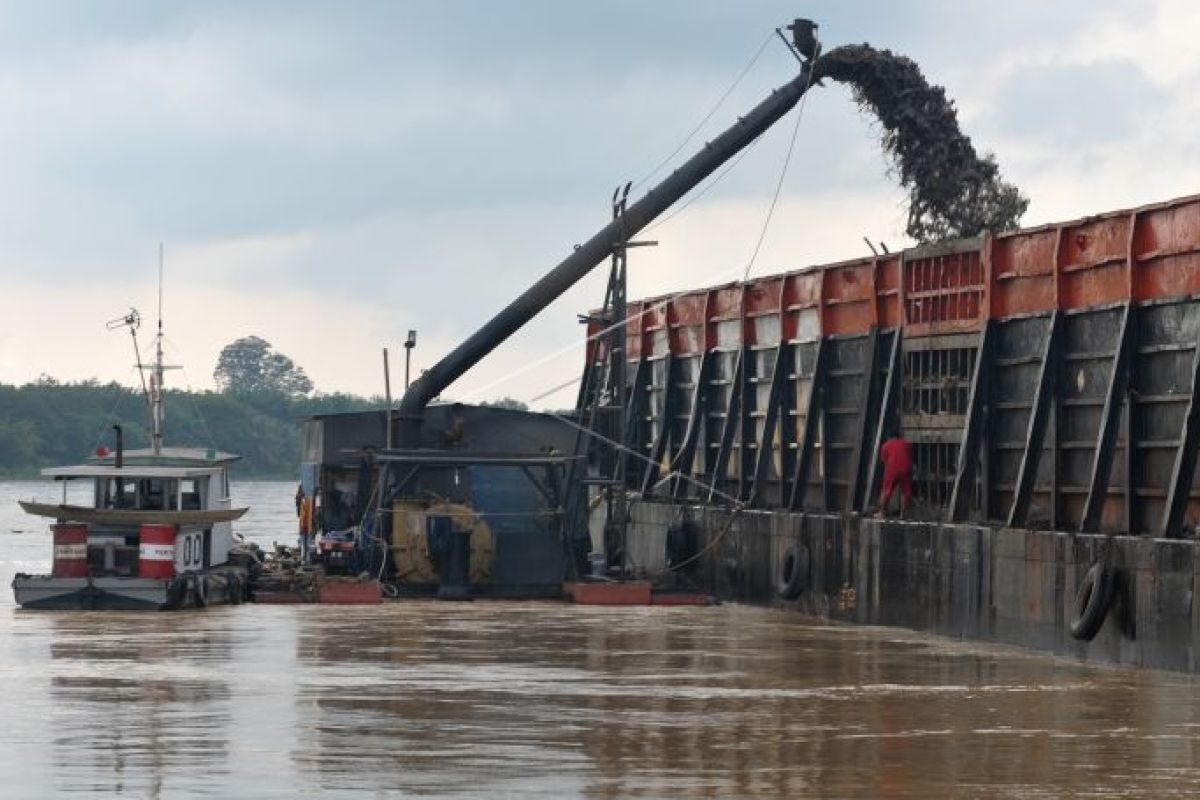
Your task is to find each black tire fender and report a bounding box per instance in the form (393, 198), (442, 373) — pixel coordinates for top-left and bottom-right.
(226, 574), (242, 605)
(777, 541), (810, 600)
(192, 573), (209, 609)
(665, 520), (700, 570)
(164, 576), (188, 611)
(1070, 562), (1116, 641)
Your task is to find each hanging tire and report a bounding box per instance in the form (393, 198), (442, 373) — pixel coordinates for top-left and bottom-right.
(666, 520), (700, 570)
(777, 542), (810, 600)
(226, 574), (243, 605)
(164, 576), (188, 610)
(1069, 562), (1115, 641)
(192, 573), (209, 609)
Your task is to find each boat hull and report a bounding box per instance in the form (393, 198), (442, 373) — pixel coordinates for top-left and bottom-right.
(12, 568), (247, 611)
(17, 501), (248, 525)
(622, 501), (1200, 675)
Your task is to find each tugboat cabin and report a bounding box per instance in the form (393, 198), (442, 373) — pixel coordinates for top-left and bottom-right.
(32, 447), (240, 577)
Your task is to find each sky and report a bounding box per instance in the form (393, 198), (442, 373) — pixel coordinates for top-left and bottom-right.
(0, 0), (1197, 408)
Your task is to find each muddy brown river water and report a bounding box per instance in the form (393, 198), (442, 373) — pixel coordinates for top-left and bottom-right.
(4, 481), (1200, 798)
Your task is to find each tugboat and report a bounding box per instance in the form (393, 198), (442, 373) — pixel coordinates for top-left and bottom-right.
(12, 307), (251, 610)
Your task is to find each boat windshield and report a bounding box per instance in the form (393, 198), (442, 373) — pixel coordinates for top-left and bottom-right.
(97, 476), (208, 511)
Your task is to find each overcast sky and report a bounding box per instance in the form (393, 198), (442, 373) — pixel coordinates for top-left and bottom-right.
(1, 0), (1196, 408)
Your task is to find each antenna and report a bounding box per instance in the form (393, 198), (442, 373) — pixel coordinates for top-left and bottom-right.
(107, 308), (151, 409)
(151, 244), (166, 455)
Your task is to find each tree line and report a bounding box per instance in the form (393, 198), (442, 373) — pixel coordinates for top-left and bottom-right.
(0, 336), (540, 478)
(0, 378), (376, 478)
(0, 336), (363, 478)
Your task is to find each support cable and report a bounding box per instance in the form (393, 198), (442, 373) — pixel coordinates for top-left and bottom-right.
(162, 336), (220, 450)
(459, 52), (813, 408)
(630, 31), (775, 192)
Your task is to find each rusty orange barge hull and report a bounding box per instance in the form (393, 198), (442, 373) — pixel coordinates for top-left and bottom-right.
(588, 192), (1200, 673)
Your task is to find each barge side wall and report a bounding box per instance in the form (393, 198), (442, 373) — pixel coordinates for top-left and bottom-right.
(629, 502), (1197, 673)
(587, 193), (1200, 537)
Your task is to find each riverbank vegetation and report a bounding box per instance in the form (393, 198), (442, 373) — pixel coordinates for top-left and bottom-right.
(0, 379), (377, 478)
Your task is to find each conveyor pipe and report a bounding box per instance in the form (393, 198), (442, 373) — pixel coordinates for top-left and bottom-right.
(398, 27), (817, 445)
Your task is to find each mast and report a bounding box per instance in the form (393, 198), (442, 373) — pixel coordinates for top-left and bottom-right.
(151, 243), (165, 455)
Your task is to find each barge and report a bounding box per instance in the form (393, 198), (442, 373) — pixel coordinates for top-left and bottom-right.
(589, 191), (1200, 673)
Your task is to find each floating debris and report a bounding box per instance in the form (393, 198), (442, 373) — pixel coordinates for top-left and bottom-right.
(815, 43), (1029, 243)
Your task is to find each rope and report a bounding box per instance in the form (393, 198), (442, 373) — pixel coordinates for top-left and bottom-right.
(162, 336), (219, 449)
(461, 65), (813, 408)
(740, 72), (811, 281)
(640, 139), (763, 236)
(630, 30), (775, 192)
(543, 407), (744, 507)
(696, 78), (811, 504)
(455, 258), (749, 404)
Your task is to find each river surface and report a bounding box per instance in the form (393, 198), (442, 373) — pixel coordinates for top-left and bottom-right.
(4, 480), (1200, 797)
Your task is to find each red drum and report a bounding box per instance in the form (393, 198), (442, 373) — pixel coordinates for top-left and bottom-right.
(138, 524), (177, 579)
(51, 523), (89, 578)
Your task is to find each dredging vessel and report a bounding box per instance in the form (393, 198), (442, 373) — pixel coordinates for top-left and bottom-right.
(296, 18), (1200, 674)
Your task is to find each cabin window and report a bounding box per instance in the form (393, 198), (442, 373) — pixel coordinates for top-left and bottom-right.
(100, 478), (138, 509)
(180, 478), (203, 511)
(138, 479), (179, 510)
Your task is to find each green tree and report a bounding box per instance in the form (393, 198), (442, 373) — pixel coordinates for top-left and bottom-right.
(0, 379), (378, 477)
(479, 397), (529, 411)
(213, 336), (314, 396)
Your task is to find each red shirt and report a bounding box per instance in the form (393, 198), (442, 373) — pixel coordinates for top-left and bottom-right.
(880, 437), (912, 473)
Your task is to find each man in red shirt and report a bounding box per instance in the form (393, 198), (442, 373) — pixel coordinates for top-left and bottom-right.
(878, 433), (913, 517)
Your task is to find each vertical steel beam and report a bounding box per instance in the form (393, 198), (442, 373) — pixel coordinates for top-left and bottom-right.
(1048, 400), (1059, 530)
(1161, 319), (1200, 537)
(847, 327), (881, 512)
(737, 345), (756, 501)
(708, 350), (744, 504)
(749, 344), (787, 506)
(949, 320), (996, 522)
(820, 400), (832, 511)
(622, 357), (648, 491)
(863, 329), (903, 512)
(669, 352), (712, 500)
(787, 338), (827, 510)
(1008, 311), (1063, 527)
(1080, 303), (1135, 532)
(640, 354), (676, 496)
(1124, 351), (1139, 536)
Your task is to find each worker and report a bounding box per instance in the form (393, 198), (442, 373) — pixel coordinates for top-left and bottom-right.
(878, 430), (913, 518)
(296, 484), (314, 559)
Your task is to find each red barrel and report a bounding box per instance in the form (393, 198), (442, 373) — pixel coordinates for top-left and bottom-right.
(51, 523), (89, 578)
(138, 524), (177, 579)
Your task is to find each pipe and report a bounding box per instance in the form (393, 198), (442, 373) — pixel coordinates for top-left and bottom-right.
(112, 424), (124, 470)
(397, 35), (817, 446)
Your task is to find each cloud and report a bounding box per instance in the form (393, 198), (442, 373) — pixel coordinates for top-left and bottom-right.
(1, 1), (1197, 411)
